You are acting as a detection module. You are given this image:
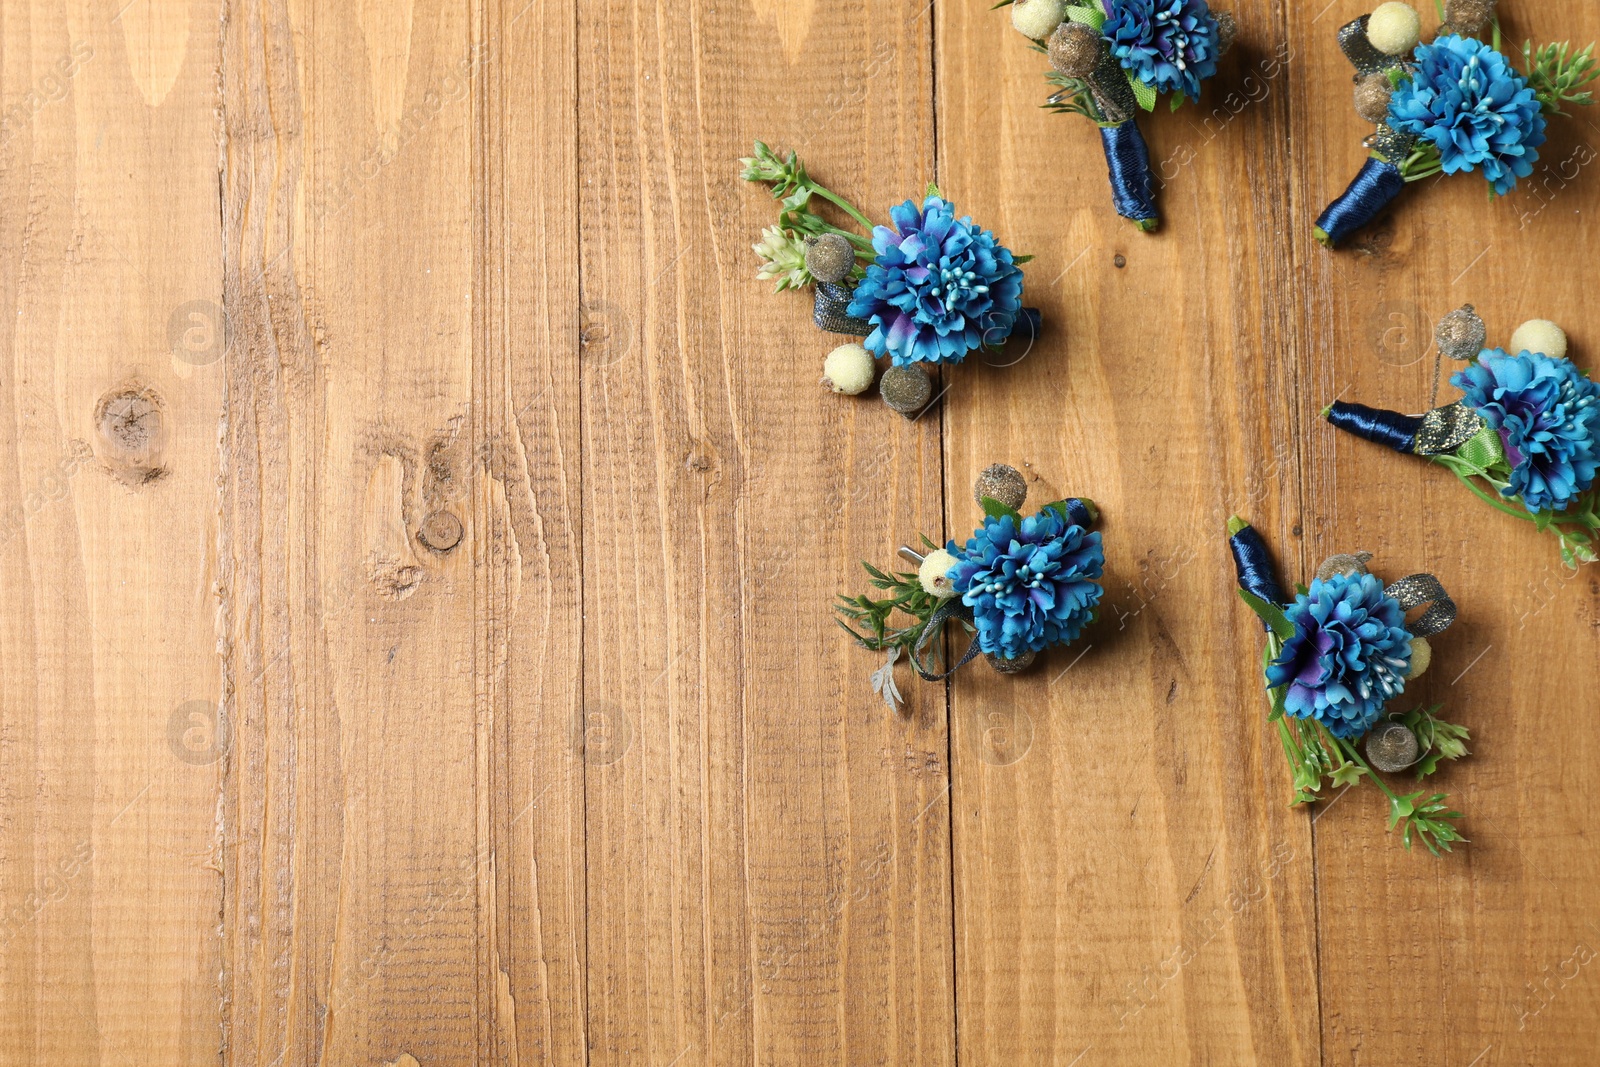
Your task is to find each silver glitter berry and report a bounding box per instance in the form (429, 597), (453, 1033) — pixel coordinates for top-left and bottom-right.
(1435, 304), (1487, 361)
(804, 233), (855, 285)
(1214, 11), (1238, 56)
(1314, 551), (1373, 582)
(880, 364), (933, 417)
(1444, 0), (1495, 34)
(986, 649), (1036, 674)
(1366, 720), (1421, 773)
(1048, 21), (1102, 79)
(972, 463), (1028, 510)
(1353, 72), (1393, 124)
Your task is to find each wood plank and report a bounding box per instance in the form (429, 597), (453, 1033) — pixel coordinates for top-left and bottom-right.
(576, 0), (952, 1061)
(0, 3), (225, 1063)
(1292, 3), (1600, 1063)
(220, 1), (503, 1061)
(937, 2), (1321, 1062)
(482, 0), (588, 1061)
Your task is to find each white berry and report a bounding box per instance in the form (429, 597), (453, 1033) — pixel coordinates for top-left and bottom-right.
(1366, 3), (1420, 55)
(1508, 319), (1568, 360)
(820, 343), (876, 395)
(918, 549), (960, 599)
(1406, 637), (1432, 680)
(1011, 0), (1067, 42)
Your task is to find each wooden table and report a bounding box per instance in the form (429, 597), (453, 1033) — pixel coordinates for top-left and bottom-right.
(2, 0), (1597, 1063)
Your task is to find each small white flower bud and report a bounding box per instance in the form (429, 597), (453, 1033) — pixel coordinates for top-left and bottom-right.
(1509, 319), (1568, 360)
(918, 548), (960, 598)
(1011, 0), (1066, 42)
(1406, 636), (1432, 680)
(1366, 2), (1420, 56)
(821, 343), (876, 395)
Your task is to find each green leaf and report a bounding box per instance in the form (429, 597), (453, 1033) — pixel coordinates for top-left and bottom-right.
(1238, 589), (1295, 641)
(926, 181), (943, 199)
(1126, 69), (1158, 112)
(1388, 791), (1419, 829)
(1012, 254), (1034, 264)
(1064, 4), (1105, 29)
(1170, 92), (1186, 112)
(1330, 763), (1364, 789)
(1267, 682), (1287, 722)
(980, 496), (1021, 522)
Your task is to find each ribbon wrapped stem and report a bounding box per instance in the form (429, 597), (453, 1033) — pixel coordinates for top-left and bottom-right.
(1099, 120), (1158, 230)
(1326, 400), (1423, 453)
(1315, 157), (1406, 247)
(1228, 519), (1288, 616)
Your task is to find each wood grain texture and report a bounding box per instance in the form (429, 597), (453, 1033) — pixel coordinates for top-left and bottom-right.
(938, 1), (1319, 1063)
(576, 0), (952, 1062)
(1293, 5), (1600, 1065)
(0, 2), (223, 1063)
(221, 1), (496, 1062)
(0, 0), (1597, 1064)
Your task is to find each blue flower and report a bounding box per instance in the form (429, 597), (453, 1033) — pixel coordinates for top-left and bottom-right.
(1266, 572), (1412, 740)
(1387, 35), (1546, 195)
(946, 507), (1103, 660)
(846, 196), (1024, 367)
(1452, 348), (1600, 512)
(1102, 0), (1221, 101)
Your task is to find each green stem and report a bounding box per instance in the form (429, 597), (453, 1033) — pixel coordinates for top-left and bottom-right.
(1332, 734), (1400, 805)
(808, 184), (878, 236)
(1440, 462), (1534, 522)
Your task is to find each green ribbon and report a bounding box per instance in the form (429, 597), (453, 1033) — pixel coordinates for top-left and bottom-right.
(1455, 423), (1505, 472)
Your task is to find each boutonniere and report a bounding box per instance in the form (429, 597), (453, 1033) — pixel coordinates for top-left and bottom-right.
(1326, 308), (1599, 567)
(1316, 1), (1598, 247)
(1000, 0), (1237, 230)
(1228, 519), (1469, 854)
(836, 465), (1103, 710)
(740, 143), (1040, 419)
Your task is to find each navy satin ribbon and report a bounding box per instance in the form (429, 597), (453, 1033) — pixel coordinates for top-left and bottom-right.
(1014, 306), (1042, 343)
(1062, 497), (1093, 528)
(1326, 401), (1422, 453)
(1229, 523), (1287, 614)
(1100, 120), (1157, 224)
(1316, 158), (1405, 246)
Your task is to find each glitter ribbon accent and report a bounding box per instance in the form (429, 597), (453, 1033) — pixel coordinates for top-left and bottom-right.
(813, 281), (872, 335)
(1411, 400), (1485, 455)
(910, 597), (982, 682)
(1316, 157), (1406, 246)
(1089, 46), (1137, 125)
(1337, 16), (1394, 76)
(1385, 573), (1457, 637)
(1100, 120), (1158, 225)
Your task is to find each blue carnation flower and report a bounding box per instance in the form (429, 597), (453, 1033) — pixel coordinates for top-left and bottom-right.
(945, 508), (1103, 660)
(1452, 348), (1600, 512)
(846, 196), (1024, 367)
(1266, 572), (1412, 740)
(1387, 35), (1547, 195)
(1102, 0), (1221, 101)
